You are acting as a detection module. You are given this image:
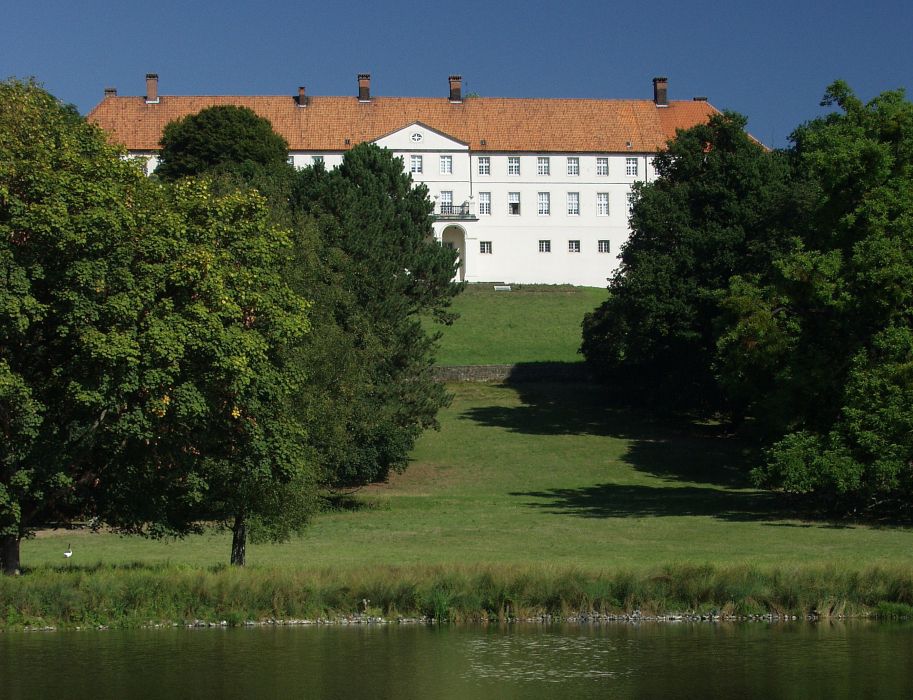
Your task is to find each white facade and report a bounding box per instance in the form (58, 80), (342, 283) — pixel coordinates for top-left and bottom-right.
(374, 122), (654, 287)
(147, 122), (654, 288)
(225, 122), (656, 287)
(142, 129), (652, 287)
(92, 75), (716, 288)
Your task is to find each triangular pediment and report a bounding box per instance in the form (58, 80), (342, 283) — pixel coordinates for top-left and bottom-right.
(373, 121), (469, 151)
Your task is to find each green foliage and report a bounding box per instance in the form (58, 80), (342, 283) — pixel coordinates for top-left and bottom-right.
(89, 180), (316, 557)
(155, 112), (461, 503)
(726, 83), (913, 514)
(581, 112), (793, 411)
(582, 81), (913, 517)
(288, 144), (460, 489)
(156, 106), (290, 181)
(0, 78), (155, 571)
(0, 80), (315, 570)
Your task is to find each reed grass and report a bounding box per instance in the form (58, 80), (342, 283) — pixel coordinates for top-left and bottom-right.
(4, 562), (913, 629)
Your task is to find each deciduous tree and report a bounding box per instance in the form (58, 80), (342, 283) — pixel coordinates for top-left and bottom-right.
(155, 105), (290, 182)
(727, 83), (913, 513)
(581, 112), (792, 412)
(0, 79), (155, 573)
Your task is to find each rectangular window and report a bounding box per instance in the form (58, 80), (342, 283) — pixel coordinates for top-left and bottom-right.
(626, 157), (639, 176)
(567, 157), (579, 176)
(598, 240), (611, 253)
(312, 155), (324, 165)
(508, 192), (520, 215)
(411, 155), (423, 174)
(627, 192), (636, 215)
(568, 240), (581, 253)
(440, 155), (453, 174)
(480, 241), (492, 254)
(508, 157), (520, 176)
(596, 192), (609, 216)
(567, 192), (579, 216)
(538, 192), (550, 215)
(479, 192), (491, 215)
(596, 157), (609, 176)
(537, 157), (550, 176)
(478, 156), (490, 175)
(539, 240), (551, 253)
(439, 190), (453, 214)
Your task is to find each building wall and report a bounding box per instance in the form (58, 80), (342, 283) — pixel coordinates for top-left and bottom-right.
(137, 130), (656, 287)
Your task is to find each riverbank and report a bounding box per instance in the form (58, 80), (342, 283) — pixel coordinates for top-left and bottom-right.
(4, 562), (913, 630)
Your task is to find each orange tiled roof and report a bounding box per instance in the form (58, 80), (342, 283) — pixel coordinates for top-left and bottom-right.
(88, 94), (719, 153)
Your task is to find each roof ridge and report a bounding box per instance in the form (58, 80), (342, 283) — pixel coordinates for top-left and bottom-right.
(88, 93), (719, 153)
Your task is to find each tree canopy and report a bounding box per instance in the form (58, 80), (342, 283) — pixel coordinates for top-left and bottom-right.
(0, 80), (314, 572)
(155, 105), (290, 181)
(1, 79), (158, 573)
(582, 82), (913, 517)
(726, 82), (913, 514)
(581, 111), (793, 411)
(153, 103), (461, 497)
(289, 144), (460, 490)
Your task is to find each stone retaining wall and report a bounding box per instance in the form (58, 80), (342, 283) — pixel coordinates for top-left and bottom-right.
(433, 362), (591, 383)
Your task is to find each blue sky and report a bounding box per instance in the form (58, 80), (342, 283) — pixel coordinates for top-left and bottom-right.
(4, 0), (911, 148)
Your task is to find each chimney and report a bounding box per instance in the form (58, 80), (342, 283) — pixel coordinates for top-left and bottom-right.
(449, 75), (462, 102)
(652, 76), (668, 107)
(104, 87), (117, 98)
(297, 86), (309, 107)
(145, 73), (159, 104)
(357, 73), (371, 101)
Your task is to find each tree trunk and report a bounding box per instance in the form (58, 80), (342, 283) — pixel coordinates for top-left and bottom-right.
(230, 514), (247, 566)
(1, 535), (21, 576)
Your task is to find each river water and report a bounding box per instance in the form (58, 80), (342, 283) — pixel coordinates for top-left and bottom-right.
(2, 621), (911, 699)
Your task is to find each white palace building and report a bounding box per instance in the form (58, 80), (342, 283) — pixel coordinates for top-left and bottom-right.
(89, 74), (718, 287)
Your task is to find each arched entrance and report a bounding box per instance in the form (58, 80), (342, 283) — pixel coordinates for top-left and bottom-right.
(441, 225), (466, 282)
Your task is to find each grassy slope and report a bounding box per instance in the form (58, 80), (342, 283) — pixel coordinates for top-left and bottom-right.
(428, 284), (608, 365)
(23, 382), (913, 573)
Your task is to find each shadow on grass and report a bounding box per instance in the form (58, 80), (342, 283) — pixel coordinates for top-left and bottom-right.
(463, 376), (813, 523)
(509, 483), (794, 523)
(461, 378), (752, 489)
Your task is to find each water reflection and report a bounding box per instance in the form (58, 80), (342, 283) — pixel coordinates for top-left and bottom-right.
(463, 632), (628, 682)
(2, 621), (912, 699)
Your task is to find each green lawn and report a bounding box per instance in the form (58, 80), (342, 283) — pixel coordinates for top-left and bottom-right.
(23, 382), (913, 573)
(429, 284), (608, 365)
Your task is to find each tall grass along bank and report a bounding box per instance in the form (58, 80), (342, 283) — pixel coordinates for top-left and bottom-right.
(4, 563), (913, 629)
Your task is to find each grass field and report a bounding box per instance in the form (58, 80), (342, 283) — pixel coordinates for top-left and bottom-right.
(428, 284), (608, 365)
(23, 382), (913, 574)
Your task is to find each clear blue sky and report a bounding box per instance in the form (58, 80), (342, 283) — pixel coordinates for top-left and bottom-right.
(4, 0), (911, 148)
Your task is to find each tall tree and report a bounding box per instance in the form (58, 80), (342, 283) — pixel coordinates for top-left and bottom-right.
(290, 145), (460, 489)
(155, 105), (290, 182)
(581, 112), (793, 412)
(0, 79), (157, 573)
(151, 103), (461, 499)
(0, 81), (314, 571)
(90, 180), (315, 565)
(724, 83), (913, 513)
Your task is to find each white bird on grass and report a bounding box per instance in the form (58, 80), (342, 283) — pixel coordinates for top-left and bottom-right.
(64, 544), (72, 559)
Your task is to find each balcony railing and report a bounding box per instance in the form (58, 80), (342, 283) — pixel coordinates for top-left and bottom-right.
(433, 201), (477, 221)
